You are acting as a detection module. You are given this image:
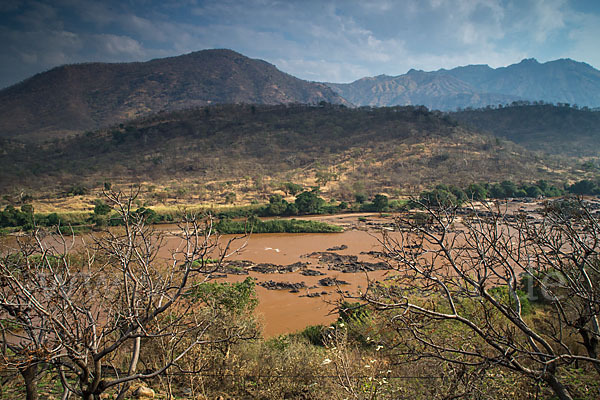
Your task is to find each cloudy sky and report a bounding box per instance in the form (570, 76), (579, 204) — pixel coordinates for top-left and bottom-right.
(1, 0), (599, 88)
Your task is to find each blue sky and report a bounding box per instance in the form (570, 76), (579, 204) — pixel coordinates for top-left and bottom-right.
(1, 0), (599, 88)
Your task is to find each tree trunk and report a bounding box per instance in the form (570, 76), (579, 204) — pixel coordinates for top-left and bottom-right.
(21, 364), (39, 400)
(115, 336), (142, 400)
(544, 373), (574, 400)
(60, 388), (71, 400)
(579, 328), (600, 376)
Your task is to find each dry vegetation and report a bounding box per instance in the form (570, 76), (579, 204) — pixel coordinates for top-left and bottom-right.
(2, 193), (600, 399)
(1, 104), (588, 213)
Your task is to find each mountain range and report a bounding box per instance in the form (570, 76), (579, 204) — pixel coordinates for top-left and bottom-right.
(327, 58), (600, 110)
(1, 49), (600, 142)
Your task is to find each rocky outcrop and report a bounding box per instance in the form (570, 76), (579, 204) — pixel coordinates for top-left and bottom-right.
(260, 280), (306, 291)
(303, 252), (390, 273)
(300, 269), (326, 276)
(249, 262), (308, 274)
(326, 244), (348, 251)
(319, 277), (349, 287)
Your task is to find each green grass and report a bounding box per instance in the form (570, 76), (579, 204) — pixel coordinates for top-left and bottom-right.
(215, 218), (343, 234)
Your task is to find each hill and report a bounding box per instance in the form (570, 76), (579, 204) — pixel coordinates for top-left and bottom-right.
(0, 104), (584, 208)
(327, 58), (600, 110)
(0, 49), (347, 141)
(450, 104), (600, 157)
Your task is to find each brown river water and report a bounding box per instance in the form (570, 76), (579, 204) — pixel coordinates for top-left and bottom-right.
(157, 214), (394, 337)
(153, 202), (544, 336)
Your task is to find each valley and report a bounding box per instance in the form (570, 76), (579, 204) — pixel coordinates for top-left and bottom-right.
(2, 47), (600, 400)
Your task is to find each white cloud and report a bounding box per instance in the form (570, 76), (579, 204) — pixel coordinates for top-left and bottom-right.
(562, 9), (600, 67)
(275, 58), (373, 83)
(0, 0), (599, 88)
(94, 34), (145, 57)
(531, 0), (567, 42)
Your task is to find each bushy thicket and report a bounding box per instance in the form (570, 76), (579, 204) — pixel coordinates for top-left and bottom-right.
(419, 178), (599, 207)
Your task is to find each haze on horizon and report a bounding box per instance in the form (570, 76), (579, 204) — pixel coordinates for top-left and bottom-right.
(1, 0), (599, 89)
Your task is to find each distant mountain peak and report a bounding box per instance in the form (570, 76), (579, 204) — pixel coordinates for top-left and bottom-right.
(326, 57), (600, 110)
(519, 58), (540, 64)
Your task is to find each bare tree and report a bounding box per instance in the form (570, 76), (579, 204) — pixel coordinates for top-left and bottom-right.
(0, 188), (249, 400)
(0, 231), (63, 400)
(364, 198), (600, 400)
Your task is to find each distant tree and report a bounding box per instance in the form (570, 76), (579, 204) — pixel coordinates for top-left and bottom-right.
(68, 185), (88, 196)
(269, 194), (283, 203)
(372, 194), (389, 212)
(46, 213), (60, 226)
(568, 179), (599, 195)
(224, 192), (236, 204)
(514, 188), (528, 197)
(295, 190), (325, 214)
(93, 199), (111, 215)
(500, 180), (518, 197)
(265, 194), (288, 216)
(281, 182), (303, 196)
(465, 183), (488, 200)
(525, 185), (543, 198)
(489, 183), (506, 198)
(20, 204), (34, 216)
(354, 193), (367, 204)
(419, 185), (461, 207)
(316, 171), (335, 186)
(448, 185), (467, 204)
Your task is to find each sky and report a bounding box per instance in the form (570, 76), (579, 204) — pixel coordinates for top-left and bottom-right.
(1, 0), (599, 88)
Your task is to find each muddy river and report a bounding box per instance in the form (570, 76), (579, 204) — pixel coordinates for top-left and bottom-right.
(157, 214), (395, 337)
(3, 200), (550, 337)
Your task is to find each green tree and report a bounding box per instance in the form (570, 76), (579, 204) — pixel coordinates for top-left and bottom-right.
(224, 192), (236, 204)
(465, 183), (488, 200)
(46, 213), (60, 226)
(372, 194), (389, 212)
(265, 194), (288, 216)
(500, 180), (518, 197)
(93, 199), (111, 215)
(354, 193), (367, 204)
(568, 179), (599, 195)
(281, 182), (303, 196)
(295, 190), (325, 214)
(420, 185), (460, 207)
(20, 204), (34, 215)
(525, 185), (543, 198)
(489, 183), (506, 198)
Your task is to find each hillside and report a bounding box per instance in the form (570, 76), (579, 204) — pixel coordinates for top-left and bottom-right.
(450, 104), (600, 157)
(327, 58), (600, 110)
(0, 49), (347, 141)
(0, 104), (583, 208)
